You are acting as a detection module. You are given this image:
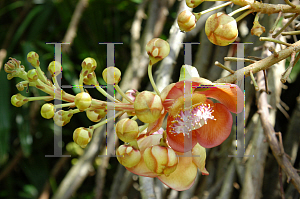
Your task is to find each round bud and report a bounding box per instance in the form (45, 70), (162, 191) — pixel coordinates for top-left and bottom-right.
(116, 145), (141, 168)
(116, 118), (139, 143)
(73, 127), (93, 148)
(27, 51), (40, 68)
(177, 10), (198, 32)
(53, 110), (73, 126)
(74, 92), (92, 111)
(146, 38), (170, 65)
(16, 82), (25, 91)
(83, 72), (98, 85)
(143, 145), (178, 176)
(205, 12), (238, 46)
(11, 93), (28, 107)
(81, 57), (97, 76)
(186, 0), (204, 8)
(41, 103), (55, 119)
(48, 61), (62, 77)
(86, 109), (106, 122)
(27, 69), (38, 82)
(102, 66), (121, 84)
(251, 21), (265, 37)
(134, 91), (164, 123)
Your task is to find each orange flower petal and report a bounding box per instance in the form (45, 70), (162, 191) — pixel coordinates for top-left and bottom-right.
(166, 115), (198, 153)
(158, 154), (197, 191)
(195, 103), (233, 148)
(196, 84), (243, 113)
(147, 112), (167, 135)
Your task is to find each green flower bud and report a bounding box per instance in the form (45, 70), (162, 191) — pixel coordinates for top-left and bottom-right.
(81, 57), (97, 76)
(102, 66), (121, 84)
(83, 72), (98, 85)
(116, 118), (139, 143)
(16, 82), (25, 91)
(74, 92), (92, 111)
(48, 61), (62, 77)
(53, 110), (73, 126)
(27, 69), (38, 82)
(27, 51), (40, 68)
(116, 145), (141, 168)
(41, 103), (55, 119)
(11, 93), (28, 107)
(73, 127), (93, 148)
(146, 38), (170, 65)
(143, 145), (178, 176)
(205, 12), (238, 46)
(134, 91), (164, 123)
(86, 109), (106, 122)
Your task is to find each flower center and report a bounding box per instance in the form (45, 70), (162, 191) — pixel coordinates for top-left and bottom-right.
(169, 103), (214, 136)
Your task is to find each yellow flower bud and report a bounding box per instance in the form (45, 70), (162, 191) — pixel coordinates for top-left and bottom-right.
(205, 12), (238, 46)
(116, 118), (139, 143)
(27, 51), (40, 68)
(146, 38), (170, 65)
(134, 91), (164, 123)
(177, 10), (198, 32)
(86, 109), (106, 122)
(53, 110), (73, 126)
(81, 57), (97, 76)
(73, 127), (93, 148)
(185, 0), (204, 8)
(102, 66), (121, 84)
(27, 69), (38, 82)
(48, 61), (62, 77)
(11, 93), (28, 107)
(143, 145), (178, 176)
(116, 145), (141, 168)
(83, 72), (98, 85)
(41, 103), (55, 119)
(74, 92), (92, 111)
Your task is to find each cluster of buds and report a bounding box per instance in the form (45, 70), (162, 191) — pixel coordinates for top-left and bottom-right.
(177, 0), (267, 46)
(5, 29), (244, 190)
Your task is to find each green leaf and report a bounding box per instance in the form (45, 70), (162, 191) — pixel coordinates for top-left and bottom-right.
(179, 65), (200, 82)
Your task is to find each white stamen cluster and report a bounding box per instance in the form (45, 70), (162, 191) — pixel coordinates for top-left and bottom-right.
(169, 104), (214, 136)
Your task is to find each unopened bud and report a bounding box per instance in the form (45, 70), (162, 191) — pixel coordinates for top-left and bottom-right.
(41, 103), (55, 119)
(116, 145), (141, 168)
(143, 145), (178, 176)
(186, 0), (204, 8)
(74, 92), (92, 111)
(86, 109), (106, 122)
(73, 127), (93, 148)
(134, 91), (164, 123)
(177, 10), (198, 32)
(116, 118), (139, 143)
(146, 38), (170, 65)
(48, 61), (62, 77)
(205, 13), (238, 46)
(53, 110), (73, 126)
(27, 69), (38, 82)
(11, 93), (28, 107)
(27, 51), (40, 68)
(102, 66), (121, 84)
(81, 57), (97, 76)
(83, 72), (98, 85)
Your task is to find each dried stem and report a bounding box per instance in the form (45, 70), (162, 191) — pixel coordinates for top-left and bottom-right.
(272, 14), (299, 38)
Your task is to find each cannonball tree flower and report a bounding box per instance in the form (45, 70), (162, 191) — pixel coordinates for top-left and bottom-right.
(147, 65), (243, 152)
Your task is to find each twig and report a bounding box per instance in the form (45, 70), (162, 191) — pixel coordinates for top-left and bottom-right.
(281, 50), (296, 83)
(263, 70), (271, 94)
(62, 0), (89, 53)
(214, 40), (300, 83)
(257, 76), (300, 192)
(272, 14), (299, 38)
(224, 57), (256, 63)
(215, 61), (235, 74)
(279, 167), (286, 199)
(270, 11), (282, 34)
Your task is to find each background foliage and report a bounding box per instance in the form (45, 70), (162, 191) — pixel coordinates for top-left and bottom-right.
(0, 0), (299, 199)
